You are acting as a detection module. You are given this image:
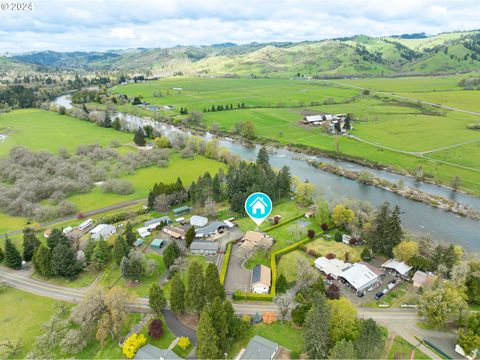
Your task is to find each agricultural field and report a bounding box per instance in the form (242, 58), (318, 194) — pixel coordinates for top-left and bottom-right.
(0, 109), (132, 156)
(112, 76), (480, 194)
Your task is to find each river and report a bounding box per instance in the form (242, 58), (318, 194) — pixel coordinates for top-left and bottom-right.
(53, 95), (480, 251)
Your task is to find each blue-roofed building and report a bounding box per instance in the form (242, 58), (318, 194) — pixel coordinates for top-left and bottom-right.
(134, 344), (181, 360)
(238, 335), (279, 360)
(133, 238), (145, 247)
(144, 216), (172, 230)
(195, 221), (227, 237)
(151, 239), (166, 249)
(172, 206), (192, 215)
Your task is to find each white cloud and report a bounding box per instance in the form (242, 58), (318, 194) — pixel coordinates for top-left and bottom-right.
(0, 0), (478, 52)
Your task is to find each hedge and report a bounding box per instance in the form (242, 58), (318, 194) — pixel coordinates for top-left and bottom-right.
(263, 213), (305, 233)
(233, 290), (274, 302)
(220, 243), (232, 285)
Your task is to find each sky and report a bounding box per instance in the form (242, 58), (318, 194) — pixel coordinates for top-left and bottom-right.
(0, 0), (479, 53)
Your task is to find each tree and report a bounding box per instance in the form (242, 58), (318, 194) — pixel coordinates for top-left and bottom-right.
(329, 297), (358, 343)
(274, 290), (295, 321)
(204, 263), (225, 303)
(465, 261), (480, 304)
(186, 262), (205, 314)
(91, 239), (111, 270)
(170, 273), (186, 313)
(451, 176), (462, 191)
(22, 227), (40, 261)
(196, 308), (221, 359)
(133, 128), (145, 146)
(304, 294), (331, 360)
(366, 202), (403, 257)
(326, 283), (340, 300)
(0, 246), (4, 263)
(4, 237), (22, 269)
(112, 236), (128, 265)
(32, 244), (52, 277)
(296, 257), (318, 289)
(120, 251), (145, 281)
(163, 242), (181, 269)
(329, 339), (356, 360)
(147, 319), (163, 340)
(296, 181), (315, 206)
(457, 313), (480, 358)
(203, 198), (217, 218)
(354, 319), (384, 359)
(262, 312), (277, 324)
(185, 226), (195, 249)
(50, 242), (80, 277)
(393, 241), (419, 262)
(276, 273), (288, 293)
(154, 194), (170, 213)
(149, 283), (166, 315)
(332, 204), (355, 229)
(205, 298), (229, 353)
(124, 223), (136, 247)
(47, 228), (67, 249)
(418, 282), (466, 328)
(241, 121), (255, 140)
(84, 237), (96, 264)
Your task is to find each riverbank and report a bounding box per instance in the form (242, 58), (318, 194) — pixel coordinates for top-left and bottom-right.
(307, 160), (480, 220)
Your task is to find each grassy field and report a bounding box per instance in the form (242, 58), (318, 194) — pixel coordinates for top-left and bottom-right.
(0, 109), (132, 156)
(305, 238), (364, 262)
(0, 287), (64, 358)
(277, 250), (312, 283)
(387, 336), (431, 360)
(112, 76), (480, 195)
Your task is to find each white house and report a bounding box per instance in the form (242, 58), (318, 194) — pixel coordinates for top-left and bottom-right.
(314, 257), (351, 279)
(251, 264), (271, 294)
(190, 215), (208, 227)
(137, 227), (151, 238)
(339, 262), (382, 292)
(250, 197), (267, 216)
(90, 224), (116, 240)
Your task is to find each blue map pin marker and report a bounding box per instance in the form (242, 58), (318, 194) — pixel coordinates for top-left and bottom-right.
(245, 192), (273, 226)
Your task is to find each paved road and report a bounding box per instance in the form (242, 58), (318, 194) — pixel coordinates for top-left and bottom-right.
(163, 309), (197, 344)
(5, 198), (146, 237)
(0, 266), (457, 358)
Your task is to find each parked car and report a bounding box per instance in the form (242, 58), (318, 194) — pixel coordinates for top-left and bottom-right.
(375, 292), (385, 300)
(387, 283), (396, 290)
(389, 279), (397, 285)
(357, 291), (365, 297)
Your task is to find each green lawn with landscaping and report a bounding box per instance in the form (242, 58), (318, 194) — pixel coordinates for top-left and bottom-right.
(0, 287), (66, 358)
(305, 237), (364, 262)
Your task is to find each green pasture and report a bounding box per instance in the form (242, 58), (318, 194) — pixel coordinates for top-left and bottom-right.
(401, 90), (480, 113)
(427, 140), (480, 170)
(0, 109), (132, 156)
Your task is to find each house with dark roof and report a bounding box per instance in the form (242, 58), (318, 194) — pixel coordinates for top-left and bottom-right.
(134, 344), (181, 360)
(195, 221), (226, 237)
(237, 335), (279, 360)
(190, 241), (219, 255)
(251, 264), (271, 294)
(144, 216), (172, 230)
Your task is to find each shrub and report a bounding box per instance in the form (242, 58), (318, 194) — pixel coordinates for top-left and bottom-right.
(101, 179), (134, 195)
(178, 337), (190, 350)
(307, 229), (315, 239)
(262, 312), (277, 324)
(335, 231), (343, 242)
(326, 253), (336, 260)
(122, 333), (147, 359)
(219, 243), (232, 285)
(148, 319), (164, 340)
(326, 284), (340, 299)
(321, 223), (329, 231)
(307, 249), (319, 257)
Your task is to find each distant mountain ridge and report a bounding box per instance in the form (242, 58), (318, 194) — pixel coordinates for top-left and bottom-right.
(4, 30), (480, 77)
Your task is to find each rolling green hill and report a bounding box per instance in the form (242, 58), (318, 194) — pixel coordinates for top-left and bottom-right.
(8, 30), (480, 77)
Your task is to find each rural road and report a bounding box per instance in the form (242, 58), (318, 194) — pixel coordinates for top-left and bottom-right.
(0, 266), (449, 359)
(5, 198), (146, 237)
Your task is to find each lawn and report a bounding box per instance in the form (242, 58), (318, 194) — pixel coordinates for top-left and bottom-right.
(305, 237), (364, 262)
(162, 255), (209, 300)
(0, 108), (132, 157)
(277, 250), (313, 283)
(0, 287), (64, 358)
(229, 321), (304, 358)
(32, 268), (101, 288)
(387, 336), (431, 360)
(139, 314), (176, 350)
(101, 253), (167, 297)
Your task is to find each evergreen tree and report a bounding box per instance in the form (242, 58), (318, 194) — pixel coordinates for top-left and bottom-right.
(204, 263), (225, 303)
(354, 319), (384, 359)
(91, 239), (111, 269)
(196, 308), (221, 359)
(0, 246), (4, 263)
(185, 226), (195, 249)
(170, 273), (186, 313)
(133, 128), (146, 146)
(124, 222), (136, 246)
(50, 242), (79, 277)
(304, 294), (331, 359)
(112, 235), (128, 265)
(329, 339), (356, 359)
(186, 262), (205, 314)
(366, 202), (403, 256)
(47, 228), (67, 249)
(385, 205), (403, 256)
(4, 237), (22, 269)
(256, 146), (270, 168)
(32, 244), (52, 277)
(22, 227), (40, 261)
(276, 273), (288, 293)
(163, 242), (181, 269)
(84, 237), (96, 264)
(206, 298), (228, 353)
(149, 283), (167, 315)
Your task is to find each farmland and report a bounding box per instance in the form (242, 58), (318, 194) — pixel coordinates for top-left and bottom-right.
(111, 76), (480, 194)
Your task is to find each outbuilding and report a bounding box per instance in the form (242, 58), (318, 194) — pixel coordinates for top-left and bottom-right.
(151, 239), (166, 249)
(195, 221), (227, 237)
(314, 257), (351, 279)
(172, 206), (192, 216)
(189, 215), (209, 227)
(382, 259), (412, 278)
(90, 224), (116, 240)
(133, 238), (145, 247)
(339, 262), (381, 292)
(251, 264), (271, 294)
(137, 227), (151, 239)
(163, 226), (186, 239)
(412, 270), (438, 288)
(144, 216), (172, 230)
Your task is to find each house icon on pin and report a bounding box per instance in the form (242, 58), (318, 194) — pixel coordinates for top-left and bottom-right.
(250, 196), (268, 215)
